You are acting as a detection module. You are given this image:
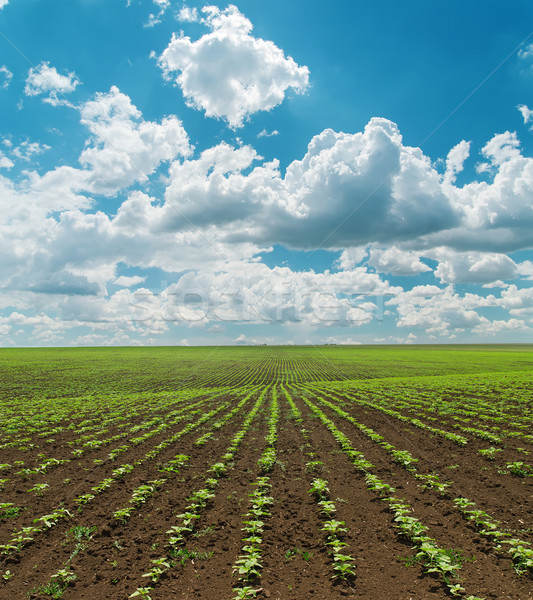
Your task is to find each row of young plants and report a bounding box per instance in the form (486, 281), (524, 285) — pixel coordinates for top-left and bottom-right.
(231, 477), (273, 600)
(375, 392), (528, 447)
(326, 376), (533, 447)
(454, 497), (533, 576)
(186, 357), (276, 389)
(302, 387), (533, 578)
(86, 388), (260, 523)
(284, 389), (361, 586)
(0, 394), (237, 567)
(306, 386), (533, 530)
(287, 388), (368, 586)
(0, 388), (259, 589)
(232, 388), (279, 599)
(304, 388), (456, 494)
(371, 391), (533, 470)
(0, 507), (72, 557)
(0, 390), (225, 499)
(25, 525), (98, 598)
(374, 373), (533, 430)
(312, 384), (469, 446)
(128, 387), (270, 600)
(113, 389), (262, 525)
(285, 386), (358, 584)
(297, 391), (485, 600)
(72, 400), (227, 510)
(0, 390), (173, 453)
(0, 382), (238, 467)
(307, 475), (356, 582)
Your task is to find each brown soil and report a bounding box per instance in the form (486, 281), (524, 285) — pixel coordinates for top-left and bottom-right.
(1, 387), (531, 600)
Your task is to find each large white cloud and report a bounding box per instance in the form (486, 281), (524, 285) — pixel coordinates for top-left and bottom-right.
(160, 118), (459, 249)
(499, 285), (533, 316)
(111, 263), (399, 328)
(0, 87), (192, 298)
(3, 84), (533, 345)
(0, 261), (400, 344)
(79, 86), (191, 195)
(158, 4), (309, 127)
(419, 131), (533, 252)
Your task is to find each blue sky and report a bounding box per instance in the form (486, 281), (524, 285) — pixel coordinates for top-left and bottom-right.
(1, 0), (533, 346)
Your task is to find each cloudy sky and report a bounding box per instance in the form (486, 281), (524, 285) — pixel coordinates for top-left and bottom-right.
(1, 0), (533, 346)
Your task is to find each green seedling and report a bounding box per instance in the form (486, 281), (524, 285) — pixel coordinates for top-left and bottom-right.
(130, 587), (153, 599)
(506, 461), (532, 477)
(308, 478), (329, 500)
(232, 586), (262, 599)
(0, 503), (21, 519)
(478, 447), (502, 460)
(28, 483), (50, 496)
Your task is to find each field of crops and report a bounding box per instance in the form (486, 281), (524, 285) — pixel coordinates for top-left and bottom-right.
(0, 345), (531, 600)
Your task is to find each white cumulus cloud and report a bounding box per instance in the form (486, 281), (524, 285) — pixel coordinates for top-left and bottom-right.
(158, 4), (309, 127)
(79, 86), (191, 195)
(0, 153), (13, 169)
(394, 285), (498, 335)
(24, 62), (80, 106)
(367, 247), (432, 276)
(178, 6), (199, 22)
(434, 252), (519, 284)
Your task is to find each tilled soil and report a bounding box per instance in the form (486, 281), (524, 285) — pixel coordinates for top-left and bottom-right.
(1, 386), (531, 600)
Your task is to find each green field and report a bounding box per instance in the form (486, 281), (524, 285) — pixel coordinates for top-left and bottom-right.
(0, 344), (531, 600)
(1, 344), (532, 398)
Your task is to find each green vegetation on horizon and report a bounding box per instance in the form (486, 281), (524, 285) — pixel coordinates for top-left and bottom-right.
(0, 344), (532, 399)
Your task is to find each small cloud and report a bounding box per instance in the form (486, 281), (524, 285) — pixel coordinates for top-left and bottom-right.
(517, 260), (533, 280)
(12, 140), (51, 161)
(144, 0), (170, 28)
(25, 61), (80, 106)
(518, 104), (533, 128)
(336, 247), (368, 270)
(482, 280), (510, 289)
(257, 128), (279, 138)
(235, 333), (248, 344)
(0, 153), (13, 169)
(0, 1), (9, 10)
(367, 247), (432, 276)
(114, 275), (147, 287)
(443, 140), (470, 185)
(518, 43), (533, 61)
(178, 6), (198, 22)
(0, 65), (13, 89)
(323, 336), (362, 345)
(72, 334), (106, 346)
